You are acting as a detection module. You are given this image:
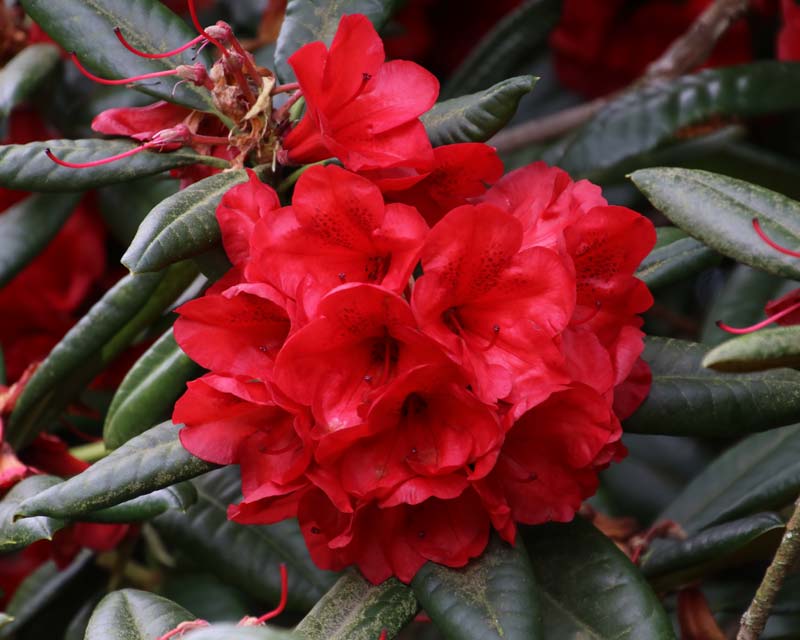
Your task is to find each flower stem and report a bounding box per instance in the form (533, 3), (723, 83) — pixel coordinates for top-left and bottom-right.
(738, 494), (800, 639)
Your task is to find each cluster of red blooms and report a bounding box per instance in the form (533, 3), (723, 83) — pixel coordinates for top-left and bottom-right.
(172, 15), (657, 582)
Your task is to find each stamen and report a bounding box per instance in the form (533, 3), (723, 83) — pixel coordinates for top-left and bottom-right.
(114, 28), (205, 59)
(70, 52), (179, 86)
(45, 144), (151, 169)
(272, 82), (300, 94)
(716, 299), (800, 334)
(753, 218), (800, 258)
(188, 0), (227, 54)
(155, 620), (210, 640)
(255, 564), (288, 623)
(379, 631), (388, 640)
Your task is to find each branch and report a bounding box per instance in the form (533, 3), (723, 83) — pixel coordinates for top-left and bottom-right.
(490, 0), (752, 154)
(737, 496), (800, 640)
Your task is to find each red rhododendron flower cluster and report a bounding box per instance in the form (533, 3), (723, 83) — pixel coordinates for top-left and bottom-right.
(172, 13), (656, 584)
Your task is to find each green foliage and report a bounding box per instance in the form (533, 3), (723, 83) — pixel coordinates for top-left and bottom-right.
(0, 44), (60, 121)
(636, 228), (720, 290)
(83, 590), (194, 640)
(702, 326), (800, 372)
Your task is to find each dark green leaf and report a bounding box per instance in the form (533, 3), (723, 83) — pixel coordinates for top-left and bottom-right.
(524, 518), (674, 639)
(105, 328), (202, 449)
(83, 482), (197, 523)
(84, 590), (194, 640)
(8, 262), (197, 448)
(155, 467), (336, 611)
(98, 176), (180, 246)
(183, 626), (296, 640)
(631, 167), (800, 280)
(15, 422), (216, 520)
(624, 337), (800, 437)
(162, 573), (249, 622)
(412, 537), (540, 640)
(0, 140), (224, 192)
(422, 76), (537, 147)
(443, 0), (560, 98)
(702, 326), (800, 372)
(274, 0), (397, 83)
(641, 513), (784, 590)
(122, 169), (248, 272)
(20, 0), (214, 111)
(660, 423), (800, 531)
(0, 44), (60, 119)
(700, 265), (791, 347)
(296, 570), (417, 640)
(636, 233), (720, 290)
(0, 192), (80, 288)
(550, 62), (800, 178)
(0, 476), (64, 552)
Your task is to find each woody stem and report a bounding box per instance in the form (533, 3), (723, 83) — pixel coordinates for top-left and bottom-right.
(738, 494), (800, 639)
(490, 0), (751, 153)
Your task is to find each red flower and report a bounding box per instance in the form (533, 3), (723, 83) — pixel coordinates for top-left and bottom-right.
(778, 0), (800, 61)
(281, 14), (439, 171)
(247, 164), (428, 313)
(366, 142), (505, 226)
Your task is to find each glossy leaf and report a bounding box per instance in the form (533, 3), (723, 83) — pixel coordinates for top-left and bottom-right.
(642, 512), (784, 591)
(15, 422), (216, 520)
(161, 573), (249, 622)
(0, 192), (80, 288)
(98, 175), (180, 246)
(184, 627), (296, 640)
(274, 0), (397, 83)
(660, 423), (800, 532)
(636, 231), (720, 290)
(702, 326), (800, 373)
(443, 0), (560, 99)
(0, 44), (60, 119)
(0, 476), (64, 552)
(550, 62), (800, 177)
(412, 537), (540, 640)
(20, 0), (214, 111)
(631, 168), (800, 280)
(82, 482), (197, 523)
(123, 169), (248, 272)
(296, 570), (417, 640)
(0, 140), (223, 192)
(105, 328), (202, 449)
(624, 337), (800, 437)
(523, 518), (674, 639)
(422, 76), (537, 147)
(84, 590), (194, 640)
(155, 467), (337, 611)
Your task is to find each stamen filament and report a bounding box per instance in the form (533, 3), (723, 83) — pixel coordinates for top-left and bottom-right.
(272, 82), (300, 94)
(70, 52), (179, 86)
(379, 631), (388, 640)
(255, 564), (288, 623)
(114, 28), (205, 59)
(753, 218), (800, 258)
(188, 0), (227, 54)
(45, 144), (151, 169)
(716, 299), (800, 335)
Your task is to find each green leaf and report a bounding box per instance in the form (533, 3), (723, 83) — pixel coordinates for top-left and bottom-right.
(412, 537), (540, 640)
(636, 231), (720, 290)
(700, 265), (791, 347)
(422, 76), (537, 147)
(661, 422), (800, 531)
(155, 467), (337, 611)
(98, 175), (180, 246)
(84, 590), (194, 640)
(523, 518), (674, 640)
(182, 626), (296, 640)
(82, 482), (197, 523)
(550, 62), (800, 178)
(0, 476), (64, 552)
(105, 328), (202, 449)
(641, 513), (784, 591)
(8, 262), (198, 448)
(0, 192), (81, 288)
(274, 0), (397, 83)
(624, 337), (800, 437)
(296, 570), (417, 640)
(162, 573), (249, 622)
(122, 169), (248, 272)
(20, 0), (214, 111)
(702, 326), (800, 373)
(630, 167), (800, 280)
(443, 0), (560, 99)
(0, 44), (60, 120)
(0, 140), (224, 192)
(15, 422), (216, 520)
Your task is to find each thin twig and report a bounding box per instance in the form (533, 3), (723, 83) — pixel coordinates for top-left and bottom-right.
(490, 0), (752, 154)
(738, 496), (800, 639)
